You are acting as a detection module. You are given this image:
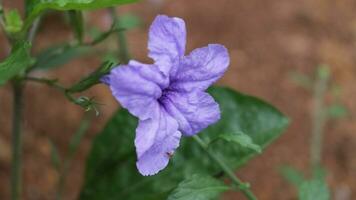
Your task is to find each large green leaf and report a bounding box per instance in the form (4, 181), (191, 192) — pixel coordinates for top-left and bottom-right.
(80, 86), (289, 199)
(167, 174), (229, 200)
(25, 0), (139, 28)
(0, 42), (33, 85)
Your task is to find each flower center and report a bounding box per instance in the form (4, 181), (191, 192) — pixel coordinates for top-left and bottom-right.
(158, 88), (173, 105)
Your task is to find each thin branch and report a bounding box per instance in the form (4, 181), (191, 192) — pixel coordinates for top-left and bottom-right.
(193, 135), (257, 200)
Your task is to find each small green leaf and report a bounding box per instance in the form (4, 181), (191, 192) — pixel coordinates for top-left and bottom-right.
(67, 10), (85, 43)
(298, 179), (330, 200)
(327, 104), (348, 119)
(167, 174), (229, 200)
(280, 165), (305, 187)
(217, 132), (261, 153)
(0, 42), (33, 85)
(4, 9), (23, 33)
(67, 61), (115, 93)
(33, 44), (90, 70)
(317, 65), (330, 80)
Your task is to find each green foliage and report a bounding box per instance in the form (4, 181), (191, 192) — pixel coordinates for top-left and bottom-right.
(67, 10), (85, 43)
(80, 86), (289, 200)
(4, 10), (23, 33)
(280, 166), (330, 200)
(298, 179), (330, 200)
(33, 44), (90, 70)
(216, 132), (261, 153)
(167, 174), (229, 200)
(327, 104), (348, 119)
(280, 166), (305, 187)
(67, 61), (115, 93)
(25, 0), (140, 28)
(0, 42), (33, 85)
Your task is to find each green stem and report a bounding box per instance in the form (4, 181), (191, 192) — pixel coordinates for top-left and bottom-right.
(108, 8), (130, 63)
(310, 67), (329, 171)
(11, 81), (24, 200)
(193, 135), (257, 200)
(27, 17), (41, 43)
(56, 115), (91, 200)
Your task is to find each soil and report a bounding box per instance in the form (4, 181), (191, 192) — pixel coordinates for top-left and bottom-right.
(0, 0), (355, 199)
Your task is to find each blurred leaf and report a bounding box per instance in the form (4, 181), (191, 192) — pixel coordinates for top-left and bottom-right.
(280, 165), (305, 187)
(327, 104), (348, 119)
(317, 65), (330, 80)
(33, 44), (90, 70)
(216, 132), (261, 153)
(167, 174), (229, 200)
(4, 9), (23, 33)
(312, 166), (327, 180)
(49, 139), (61, 171)
(298, 179), (330, 200)
(290, 71), (312, 90)
(80, 86), (289, 199)
(0, 42), (33, 85)
(25, 0), (140, 28)
(67, 10), (84, 43)
(116, 13), (141, 30)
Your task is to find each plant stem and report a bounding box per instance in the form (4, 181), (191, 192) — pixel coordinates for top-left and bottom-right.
(56, 115), (91, 200)
(27, 17), (41, 43)
(108, 8), (130, 64)
(11, 81), (24, 200)
(193, 135), (257, 200)
(310, 67), (329, 170)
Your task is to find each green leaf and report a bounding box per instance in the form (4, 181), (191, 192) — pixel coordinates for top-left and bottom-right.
(167, 174), (229, 200)
(33, 44), (90, 70)
(4, 9), (23, 33)
(217, 132), (261, 153)
(67, 10), (85, 43)
(327, 104), (348, 119)
(80, 86), (289, 199)
(298, 179), (330, 200)
(67, 61), (115, 93)
(0, 42), (33, 85)
(280, 165), (305, 187)
(25, 0), (140, 29)
(198, 87), (289, 171)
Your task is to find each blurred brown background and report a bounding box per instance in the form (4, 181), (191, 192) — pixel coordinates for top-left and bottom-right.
(0, 0), (356, 199)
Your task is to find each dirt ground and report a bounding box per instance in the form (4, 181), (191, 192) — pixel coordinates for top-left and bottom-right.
(0, 0), (356, 199)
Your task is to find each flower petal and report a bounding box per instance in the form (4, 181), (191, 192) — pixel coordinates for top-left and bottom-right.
(107, 60), (168, 120)
(162, 90), (220, 136)
(148, 15), (186, 75)
(135, 106), (181, 176)
(170, 44), (229, 92)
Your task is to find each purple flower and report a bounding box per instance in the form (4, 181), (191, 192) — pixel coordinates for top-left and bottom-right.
(103, 15), (230, 176)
